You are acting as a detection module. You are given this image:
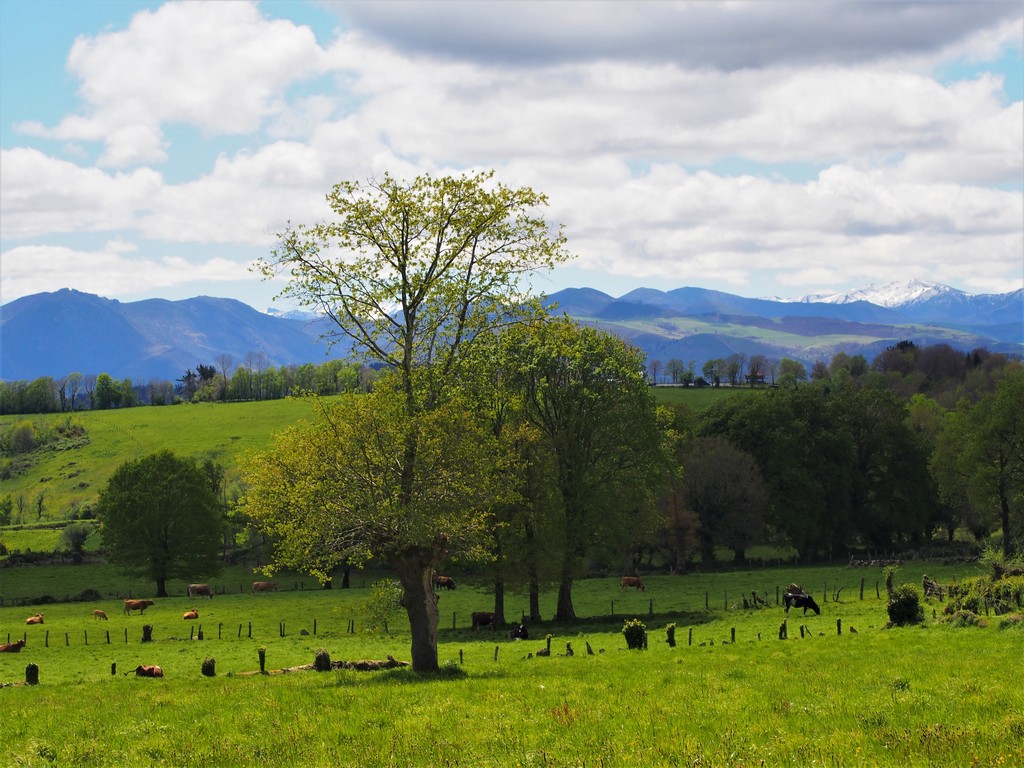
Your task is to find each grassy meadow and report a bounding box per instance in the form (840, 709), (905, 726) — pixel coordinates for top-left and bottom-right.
(0, 386), (738, 529)
(2, 560), (1022, 766)
(1, 397), (334, 522)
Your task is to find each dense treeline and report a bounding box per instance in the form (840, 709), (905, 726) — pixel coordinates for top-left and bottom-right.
(0, 357), (376, 415)
(650, 342), (1022, 567)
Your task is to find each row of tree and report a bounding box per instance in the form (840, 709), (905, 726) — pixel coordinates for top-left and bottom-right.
(0, 359), (377, 415)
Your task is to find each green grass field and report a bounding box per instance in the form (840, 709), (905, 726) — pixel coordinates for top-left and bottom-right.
(1, 397), (332, 523)
(1, 388), (736, 530)
(2, 561), (1021, 766)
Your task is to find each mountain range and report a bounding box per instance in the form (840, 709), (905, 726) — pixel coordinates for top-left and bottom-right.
(1, 281), (1020, 382)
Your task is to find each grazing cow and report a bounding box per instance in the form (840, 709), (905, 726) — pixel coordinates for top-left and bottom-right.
(432, 574), (456, 591)
(187, 583), (214, 599)
(471, 611), (497, 631)
(182, 609), (199, 620)
(133, 664), (164, 678)
(123, 599), (155, 615)
(252, 581), (279, 594)
(25, 613), (44, 625)
(0, 639), (27, 653)
(620, 576), (646, 592)
(784, 592), (821, 616)
(92, 609), (108, 621)
(509, 623), (529, 640)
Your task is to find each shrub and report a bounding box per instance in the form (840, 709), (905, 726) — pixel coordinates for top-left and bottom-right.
(997, 613), (1024, 631)
(887, 584), (924, 626)
(942, 610), (988, 628)
(622, 618), (647, 650)
(362, 579), (404, 632)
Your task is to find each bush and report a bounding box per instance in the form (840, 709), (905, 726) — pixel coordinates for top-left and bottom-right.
(997, 613), (1024, 631)
(942, 610), (988, 628)
(887, 584), (924, 626)
(622, 618), (647, 650)
(362, 579), (404, 632)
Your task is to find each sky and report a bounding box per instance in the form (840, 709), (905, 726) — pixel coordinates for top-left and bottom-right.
(1, 0), (1022, 313)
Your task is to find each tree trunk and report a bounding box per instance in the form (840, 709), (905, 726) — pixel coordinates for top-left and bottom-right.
(494, 579), (506, 626)
(155, 577), (167, 598)
(524, 518), (542, 622)
(395, 542), (445, 674)
(555, 577), (575, 622)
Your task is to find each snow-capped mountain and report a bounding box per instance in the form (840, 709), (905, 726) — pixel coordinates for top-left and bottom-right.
(795, 279), (958, 308)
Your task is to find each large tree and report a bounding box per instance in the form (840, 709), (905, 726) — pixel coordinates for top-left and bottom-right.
(681, 436), (767, 565)
(95, 450), (223, 597)
(253, 171), (570, 671)
(502, 317), (666, 621)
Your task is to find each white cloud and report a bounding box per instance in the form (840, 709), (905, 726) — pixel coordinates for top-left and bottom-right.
(29, 1), (325, 167)
(0, 241), (255, 302)
(2, 1), (1021, 305)
(0, 148), (163, 238)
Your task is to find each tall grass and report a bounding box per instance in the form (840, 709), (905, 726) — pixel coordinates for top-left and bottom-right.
(2, 562), (1021, 766)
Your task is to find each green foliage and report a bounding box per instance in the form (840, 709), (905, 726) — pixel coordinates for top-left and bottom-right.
(622, 618), (647, 649)
(362, 579), (404, 632)
(59, 521), (95, 555)
(95, 450), (224, 595)
(887, 584), (924, 626)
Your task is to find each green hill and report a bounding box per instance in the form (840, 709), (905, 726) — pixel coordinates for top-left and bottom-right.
(1, 387), (754, 528)
(1, 397), (331, 523)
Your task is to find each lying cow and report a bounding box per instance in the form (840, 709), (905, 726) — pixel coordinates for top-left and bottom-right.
(252, 581), (279, 594)
(92, 609), (108, 621)
(123, 599), (155, 615)
(432, 574), (456, 590)
(620, 576), (646, 592)
(509, 622), (529, 640)
(0, 639), (27, 653)
(132, 664), (164, 678)
(187, 583), (214, 599)
(471, 611), (497, 631)
(182, 608), (199, 620)
(25, 613), (44, 625)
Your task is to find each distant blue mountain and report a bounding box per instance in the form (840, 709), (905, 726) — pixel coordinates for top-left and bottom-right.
(0, 289), (337, 382)
(1, 283), (1020, 382)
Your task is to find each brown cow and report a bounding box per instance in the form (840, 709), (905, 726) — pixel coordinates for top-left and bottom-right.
(182, 608), (199, 620)
(92, 609), (109, 621)
(133, 664), (163, 678)
(0, 639), (27, 653)
(187, 583), (214, 599)
(25, 613), (44, 625)
(432, 574), (456, 590)
(471, 611), (497, 631)
(252, 581), (279, 593)
(123, 599), (155, 615)
(620, 576), (646, 592)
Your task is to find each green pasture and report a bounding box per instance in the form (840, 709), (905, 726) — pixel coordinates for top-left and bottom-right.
(1, 397), (331, 521)
(650, 384), (760, 409)
(2, 561), (1022, 766)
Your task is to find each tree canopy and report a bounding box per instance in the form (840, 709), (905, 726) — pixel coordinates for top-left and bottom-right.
(95, 450), (223, 597)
